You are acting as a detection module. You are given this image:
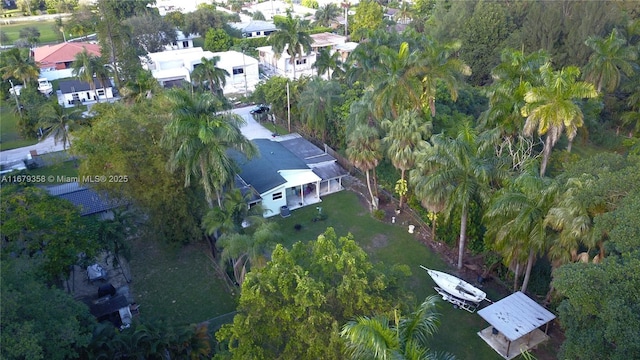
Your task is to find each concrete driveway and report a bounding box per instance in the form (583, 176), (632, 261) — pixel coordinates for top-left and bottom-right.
(232, 105), (276, 140)
(0, 135), (65, 165)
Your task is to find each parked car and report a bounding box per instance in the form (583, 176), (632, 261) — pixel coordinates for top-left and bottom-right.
(250, 104), (270, 115)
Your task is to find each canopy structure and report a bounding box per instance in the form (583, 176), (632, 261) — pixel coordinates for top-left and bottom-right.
(477, 292), (556, 359)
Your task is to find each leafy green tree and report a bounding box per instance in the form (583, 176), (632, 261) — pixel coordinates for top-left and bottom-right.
(183, 6), (227, 36)
(382, 110), (431, 209)
(459, 0), (513, 85)
(163, 89), (257, 208)
(164, 10), (186, 28)
(0, 48), (39, 88)
(217, 228), (410, 359)
(341, 295), (454, 360)
(521, 63), (598, 175)
(1, 258), (96, 360)
(18, 26), (40, 46)
(125, 13), (178, 55)
(96, 0), (144, 86)
(71, 99), (204, 244)
(314, 3), (340, 27)
(351, 0), (383, 41)
(252, 11), (265, 20)
(269, 12), (313, 79)
(410, 123), (501, 270)
(583, 28), (638, 93)
(0, 185), (100, 280)
(38, 101), (83, 150)
(204, 28), (233, 52)
(191, 56), (229, 96)
(298, 78), (340, 142)
(301, 0), (318, 9)
(0, 30), (9, 46)
(251, 76), (290, 121)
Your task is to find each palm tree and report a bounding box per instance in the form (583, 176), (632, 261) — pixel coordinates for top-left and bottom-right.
(370, 42), (423, 118)
(0, 48), (40, 87)
(521, 63), (598, 175)
(480, 48), (550, 137)
(313, 47), (343, 79)
(216, 221), (279, 286)
(38, 102), (83, 150)
(382, 110), (431, 209)
(191, 56), (229, 96)
(269, 12), (312, 79)
(418, 37), (471, 117)
(121, 69), (161, 103)
(410, 123), (501, 270)
(583, 28), (638, 93)
(314, 3), (341, 27)
(298, 78), (340, 142)
(163, 89), (257, 208)
(394, 2), (412, 24)
(347, 124), (382, 211)
(484, 167), (557, 293)
(72, 48), (101, 102)
(341, 295), (454, 360)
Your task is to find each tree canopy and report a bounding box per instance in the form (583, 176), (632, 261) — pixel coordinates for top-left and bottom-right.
(217, 228), (411, 359)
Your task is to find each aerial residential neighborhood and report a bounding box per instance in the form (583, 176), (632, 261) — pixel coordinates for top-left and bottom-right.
(1, 0), (639, 359)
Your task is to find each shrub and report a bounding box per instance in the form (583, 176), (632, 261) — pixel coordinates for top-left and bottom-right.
(372, 209), (385, 220)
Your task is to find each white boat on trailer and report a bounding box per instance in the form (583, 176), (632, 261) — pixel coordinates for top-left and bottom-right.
(420, 265), (489, 313)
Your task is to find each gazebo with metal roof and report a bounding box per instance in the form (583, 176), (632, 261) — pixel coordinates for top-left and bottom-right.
(477, 291), (556, 359)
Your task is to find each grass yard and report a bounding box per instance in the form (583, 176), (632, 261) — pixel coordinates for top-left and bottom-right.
(0, 104), (37, 150)
(129, 237), (238, 326)
(274, 191), (502, 360)
(0, 20), (61, 44)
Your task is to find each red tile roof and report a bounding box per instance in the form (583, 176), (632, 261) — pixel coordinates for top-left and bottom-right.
(33, 42), (101, 69)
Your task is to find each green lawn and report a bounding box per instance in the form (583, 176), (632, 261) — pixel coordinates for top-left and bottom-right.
(129, 237), (238, 326)
(0, 20), (61, 44)
(0, 104), (37, 150)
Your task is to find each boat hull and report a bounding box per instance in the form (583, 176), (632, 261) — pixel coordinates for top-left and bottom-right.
(421, 266), (486, 303)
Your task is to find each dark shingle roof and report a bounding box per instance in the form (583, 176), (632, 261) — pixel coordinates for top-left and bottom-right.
(232, 139), (309, 194)
(59, 78), (109, 94)
(45, 182), (123, 216)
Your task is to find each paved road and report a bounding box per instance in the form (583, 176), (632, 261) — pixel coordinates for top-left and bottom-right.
(0, 135), (65, 165)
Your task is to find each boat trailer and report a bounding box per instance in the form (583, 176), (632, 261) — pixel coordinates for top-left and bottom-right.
(433, 286), (482, 313)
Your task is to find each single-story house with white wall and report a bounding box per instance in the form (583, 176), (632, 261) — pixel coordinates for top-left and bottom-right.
(142, 47), (259, 94)
(229, 20), (277, 38)
(232, 136), (347, 217)
(57, 78), (115, 108)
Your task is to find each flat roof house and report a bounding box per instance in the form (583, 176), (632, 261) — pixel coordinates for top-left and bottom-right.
(57, 78), (115, 108)
(143, 47), (259, 94)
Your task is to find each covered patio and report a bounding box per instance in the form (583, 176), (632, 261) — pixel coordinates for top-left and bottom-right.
(477, 292), (556, 360)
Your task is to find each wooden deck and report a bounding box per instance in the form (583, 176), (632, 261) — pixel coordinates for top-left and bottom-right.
(478, 326), (550, 360)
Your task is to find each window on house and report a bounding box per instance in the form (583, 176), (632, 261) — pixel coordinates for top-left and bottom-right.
(182, 41), (189, 47)
(295, 58), (307, 65)
(272, 192), (283, 200)
(97, 89), (105, 96)
(256, 31), (261, 36)
(232, 67), (244, 75)
(172, 41), (177, 46)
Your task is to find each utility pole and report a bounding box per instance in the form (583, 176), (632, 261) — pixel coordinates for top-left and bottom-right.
(242, 50), (248, 95)
(8, 80), (22, 117)
(286, 81), (291, 133)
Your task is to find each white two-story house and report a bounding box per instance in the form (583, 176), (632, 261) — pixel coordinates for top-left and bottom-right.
(142, 47), (259, 94)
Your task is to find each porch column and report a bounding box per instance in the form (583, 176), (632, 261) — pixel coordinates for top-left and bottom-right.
(316, 181), (320, 199)
(300, 184), (304, 204)
(327, 179), (331, 193)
